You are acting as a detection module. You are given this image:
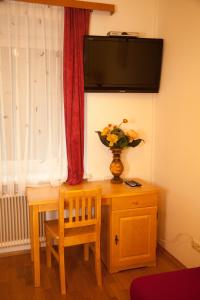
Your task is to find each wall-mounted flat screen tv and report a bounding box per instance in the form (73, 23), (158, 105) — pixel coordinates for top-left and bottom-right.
(84, 35), (163, 93)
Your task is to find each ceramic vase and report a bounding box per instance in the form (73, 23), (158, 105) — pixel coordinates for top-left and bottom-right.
(110, 148), (124, 184)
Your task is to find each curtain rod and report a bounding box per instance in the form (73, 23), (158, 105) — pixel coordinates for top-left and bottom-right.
(14, 0), (115, 15)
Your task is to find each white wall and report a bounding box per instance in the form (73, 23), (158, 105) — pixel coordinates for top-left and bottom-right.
(84, 0), (159, 182)
(154, 0), (200, 267)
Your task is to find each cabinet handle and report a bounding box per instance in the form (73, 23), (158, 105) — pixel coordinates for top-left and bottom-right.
(115, 234), (119, 245)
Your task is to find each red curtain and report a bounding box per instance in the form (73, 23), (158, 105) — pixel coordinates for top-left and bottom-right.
(63, 8), (90, 185)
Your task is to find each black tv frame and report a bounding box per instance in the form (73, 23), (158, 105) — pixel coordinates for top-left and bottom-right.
(84, 35), (163, 93)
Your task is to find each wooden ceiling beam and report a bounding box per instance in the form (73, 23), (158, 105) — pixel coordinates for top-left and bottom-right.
(14, 0), (115, 14)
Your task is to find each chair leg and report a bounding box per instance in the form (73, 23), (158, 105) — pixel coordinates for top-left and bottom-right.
(84, 244), (89, 261)
(94, 240), (102, 288)
(45, 230), (52, 268)
(59, 246), (66, 295)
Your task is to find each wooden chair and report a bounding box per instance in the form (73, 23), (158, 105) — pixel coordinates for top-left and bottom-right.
(44, 186), (102, 295)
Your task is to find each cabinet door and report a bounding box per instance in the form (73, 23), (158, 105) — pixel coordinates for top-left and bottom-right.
(111, 207), (157, 271)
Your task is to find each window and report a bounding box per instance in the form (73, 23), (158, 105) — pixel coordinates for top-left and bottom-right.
(0, 1), (67, 195)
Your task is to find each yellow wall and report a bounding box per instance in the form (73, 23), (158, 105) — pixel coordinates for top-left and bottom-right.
(154, 0), (200, 266)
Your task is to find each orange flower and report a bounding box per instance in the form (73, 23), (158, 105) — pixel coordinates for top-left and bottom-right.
(119, 119), (128, 127)
(126, 129), (138, 141)
(101, 127), (110, 136)
(108, 124), (115, 131)
(106, 133), (118, 147)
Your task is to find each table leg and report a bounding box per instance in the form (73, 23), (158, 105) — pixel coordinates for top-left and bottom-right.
(32, 205), (40, 287)
(29, 206), (34, 261)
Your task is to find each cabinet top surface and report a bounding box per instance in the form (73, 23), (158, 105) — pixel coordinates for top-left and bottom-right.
(87, 178), (159, 198)
(27, 179), (159, 205)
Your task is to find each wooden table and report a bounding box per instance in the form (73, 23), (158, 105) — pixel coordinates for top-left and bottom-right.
(27, 179), (158, 287)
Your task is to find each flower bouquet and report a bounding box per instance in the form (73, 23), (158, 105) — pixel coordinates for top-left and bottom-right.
(96, 119), (143, 149)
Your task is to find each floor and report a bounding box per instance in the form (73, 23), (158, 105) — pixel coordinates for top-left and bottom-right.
(0, 246), (182, 300)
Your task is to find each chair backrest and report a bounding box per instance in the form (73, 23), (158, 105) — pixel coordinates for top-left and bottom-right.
(58, 187), (102, 236)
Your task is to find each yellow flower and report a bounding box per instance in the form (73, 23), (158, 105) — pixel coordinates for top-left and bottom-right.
(106, 133), (118, 147)
(126, 129), (138, 141)
(101, 127), (110, 136)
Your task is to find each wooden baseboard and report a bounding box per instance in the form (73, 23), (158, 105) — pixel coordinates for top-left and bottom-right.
(157, 243), (186, 269)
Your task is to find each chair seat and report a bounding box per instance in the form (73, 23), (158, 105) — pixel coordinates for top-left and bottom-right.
(45, 220), (97, 246)
(130, 267), (200, 300)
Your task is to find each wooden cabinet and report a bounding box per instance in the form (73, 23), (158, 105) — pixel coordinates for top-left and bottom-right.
(101, 180), (158, 273)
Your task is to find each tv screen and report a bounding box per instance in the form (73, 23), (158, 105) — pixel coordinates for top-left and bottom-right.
(84, 35), (163, 93)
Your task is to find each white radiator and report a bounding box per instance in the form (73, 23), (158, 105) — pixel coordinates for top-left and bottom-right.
(0, 195), (45, 251)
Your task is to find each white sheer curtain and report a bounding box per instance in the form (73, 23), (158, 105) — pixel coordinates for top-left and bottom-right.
(0, 1), (67, 195)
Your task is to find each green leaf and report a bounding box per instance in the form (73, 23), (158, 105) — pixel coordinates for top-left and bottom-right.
(116, 136), (129, 148)
(111, 127), (124, 139)
(129, 139), (143, 147)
